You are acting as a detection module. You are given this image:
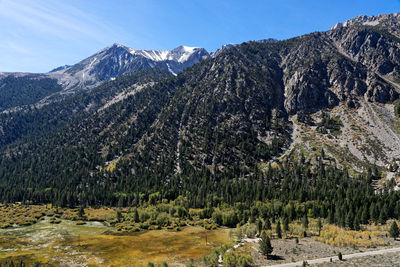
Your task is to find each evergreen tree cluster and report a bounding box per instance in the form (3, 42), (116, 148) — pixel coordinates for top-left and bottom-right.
(0, 75), (61, 111)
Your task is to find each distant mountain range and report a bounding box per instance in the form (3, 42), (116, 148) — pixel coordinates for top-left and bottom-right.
(0, 43), (215, 110)
(47, 44), (211, 90)
(0, 39), (279, 103)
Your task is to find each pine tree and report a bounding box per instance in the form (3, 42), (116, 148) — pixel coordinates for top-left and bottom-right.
(276, 221), (282, 238)
(317, 218), (322, 235)
(361, 205), (368, 224)
(370, 203), (378, 223)
(259, 232), (273, 258)
(346, 210), (354, 229)
(379, 207), (387, 225)
(302, 215), (308, 230)
(389, 221), (399, 240)
(134, 208), (139, 223)
(328, 209), (334, 224)
(264, 218), (271, 230)
(257, 219), (263, 234)
(116, 209), (123, 223)
(394, 201), (400, 219)
(353, 215), (360, 231)
(283, 216), (289, 233)
(118, 197), (124, 207)
(78, 206), (85, 218)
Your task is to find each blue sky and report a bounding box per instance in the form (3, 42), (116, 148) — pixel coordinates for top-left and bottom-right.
(0, 0), (399, 73)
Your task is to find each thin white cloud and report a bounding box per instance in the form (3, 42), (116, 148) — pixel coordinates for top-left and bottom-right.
(0, 0), (124, 43)
(5, 40), (30, 54)
(0, 0), (157, 72)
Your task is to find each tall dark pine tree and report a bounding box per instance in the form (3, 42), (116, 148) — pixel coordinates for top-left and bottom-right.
(78, 206), (85, 218)
(283, 216), (289, 233)
(302, 215), (309, 230)
(389, 221), (399, 240)
(259, 232), (273, 259)
(317, 218), (322, 235)
(276, 221), (282, 238)
(134, 208), (140, 223)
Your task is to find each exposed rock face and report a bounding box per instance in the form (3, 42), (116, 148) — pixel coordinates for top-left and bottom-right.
(342, 13), (400, 28)
(257, 38), (279, 44)
(331, 22), (343, 30)
(328, 26), (400, 79)
(277, 29), (398, 114)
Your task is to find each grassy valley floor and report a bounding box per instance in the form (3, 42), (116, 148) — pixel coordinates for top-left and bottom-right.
(0, 217), (231, 266)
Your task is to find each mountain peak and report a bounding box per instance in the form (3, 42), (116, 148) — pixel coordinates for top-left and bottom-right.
(98, 43), (130, 53)
(332, 12), (400, 29)
(169, 45), (207, 63)
(257, 38), (279, 43)
(172, 45), (200, 51)
(49, 65), (71, 73)
(212, 43), (236, 58)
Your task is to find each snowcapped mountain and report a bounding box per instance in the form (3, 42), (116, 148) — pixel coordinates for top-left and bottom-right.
(49, 44), (210, 90)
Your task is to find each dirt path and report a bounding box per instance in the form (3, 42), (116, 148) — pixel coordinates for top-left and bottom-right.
(264, 246), (400, 266)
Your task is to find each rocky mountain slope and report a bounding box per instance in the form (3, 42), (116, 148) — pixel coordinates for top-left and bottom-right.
(0, 68), (171, 148)
(1, 13), (400, 204)
(288, 14), (400, 170)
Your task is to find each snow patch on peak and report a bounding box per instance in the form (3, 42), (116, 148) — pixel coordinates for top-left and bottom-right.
(127, 45), (204, 63)
(129, 48), (169, 61)
(170, 46), (202, 63)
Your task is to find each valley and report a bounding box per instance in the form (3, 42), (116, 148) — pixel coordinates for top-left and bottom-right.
(2, 9), (400, 267)
(0, 204), (399, 266)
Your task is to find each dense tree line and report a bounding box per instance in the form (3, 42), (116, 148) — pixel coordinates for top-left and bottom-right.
(0, 75), (61, 111)
(1, 147), (399, 231)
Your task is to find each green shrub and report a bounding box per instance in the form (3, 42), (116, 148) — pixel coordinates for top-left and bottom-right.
(223, 251), (254, 267)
